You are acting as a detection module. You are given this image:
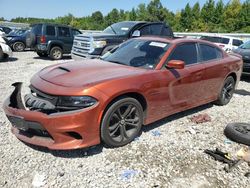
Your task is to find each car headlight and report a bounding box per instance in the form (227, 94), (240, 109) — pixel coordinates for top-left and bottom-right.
(6, 37), (12, 41)
(93, 40), (107, 48)
(57, 96), (97, 108)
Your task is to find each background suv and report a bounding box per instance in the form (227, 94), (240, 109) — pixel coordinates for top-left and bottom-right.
(26, 23), (81, 60)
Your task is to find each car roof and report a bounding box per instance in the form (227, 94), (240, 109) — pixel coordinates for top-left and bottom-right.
(135, 36), (222, 47)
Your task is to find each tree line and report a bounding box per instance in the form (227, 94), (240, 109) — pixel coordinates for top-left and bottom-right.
(9, 0), (250, 33)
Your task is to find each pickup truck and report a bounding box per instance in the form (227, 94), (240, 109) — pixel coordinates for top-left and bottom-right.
(71, 21), (174, 59)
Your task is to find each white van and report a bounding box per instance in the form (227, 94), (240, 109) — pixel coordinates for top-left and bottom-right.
(200, 35), (244, 52)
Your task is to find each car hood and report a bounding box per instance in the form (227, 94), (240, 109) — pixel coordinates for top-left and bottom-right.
(39, 59), (147, 87)
(80, 32), (121, 39)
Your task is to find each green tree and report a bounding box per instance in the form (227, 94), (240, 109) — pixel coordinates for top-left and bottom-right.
(222, 0), (242, 32)
(180, 3), (193, 31)
(237, 0), (250, 32)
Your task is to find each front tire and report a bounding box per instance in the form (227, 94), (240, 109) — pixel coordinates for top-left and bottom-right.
(215, 76), (235, 106)
(13, 42), (25, 52)
(49, 46), (63, 60)
(101, 97), (143, 147)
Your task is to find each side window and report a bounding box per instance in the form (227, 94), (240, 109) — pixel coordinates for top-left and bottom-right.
(233, 39), (243, 46)
(58, 27), (70, 37)
(46, 26), (55, 36)
(149, 24), (163, 35)
(221, 38), (230, 44)
(72, 29), (81, 36)
(200, 44), (222, 61)
(168, 43), (198, 65)
(162, 27), (172, 36)
(139, 25), (151, 36)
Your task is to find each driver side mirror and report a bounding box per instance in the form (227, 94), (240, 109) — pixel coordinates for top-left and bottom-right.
(166, 60), (185, 69)
(132, 30), (141, 37)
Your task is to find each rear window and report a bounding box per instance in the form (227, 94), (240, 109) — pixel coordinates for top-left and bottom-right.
(46, 26), (55, 36)
(200, 44), (222, 61)
(233, 39), (243, 46)
(31, 24), (42, 35)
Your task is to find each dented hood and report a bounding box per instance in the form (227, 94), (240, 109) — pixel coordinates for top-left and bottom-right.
(38, 59), (147, 87)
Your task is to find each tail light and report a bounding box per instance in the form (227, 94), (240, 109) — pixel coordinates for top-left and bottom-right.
(219, 44), (225, 48)
(40, 35), (46, 43)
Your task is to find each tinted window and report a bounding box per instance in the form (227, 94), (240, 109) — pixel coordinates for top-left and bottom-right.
(169, 43), (198, 65)
(58, 27), (70, 37)
(200, 44), (222, 61)
(31, 24), (42, 35)
(46, 26), (55, 36)
(72, 29), (81, 36)
(102, 39), (169, 69)
(162, 27), (172, 36)
(200, 36), (229, 44)
(221, 38), (230, 44)
(140, 25), (151, 36)
(150, 24), (162, 35)
(233, 39), (243, 46)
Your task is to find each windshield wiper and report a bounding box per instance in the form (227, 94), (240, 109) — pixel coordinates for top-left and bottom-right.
(110, 26), (117, 34)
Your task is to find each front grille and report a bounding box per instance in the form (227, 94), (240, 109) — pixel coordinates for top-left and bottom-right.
(72, 35), (91, 56)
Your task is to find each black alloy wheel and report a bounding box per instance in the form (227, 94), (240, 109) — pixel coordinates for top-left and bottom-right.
(101, 97), (143, 147)
(215, 76), (235, 106)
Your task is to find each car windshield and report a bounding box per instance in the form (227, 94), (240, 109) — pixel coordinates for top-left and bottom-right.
(103, 22), (137, 35)
(102, 39), (170, 69)
(9, 29), (27, 36)
(239, 41), (250, 49)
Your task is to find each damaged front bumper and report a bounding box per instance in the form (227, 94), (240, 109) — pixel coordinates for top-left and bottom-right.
(3, 82), (101, 150)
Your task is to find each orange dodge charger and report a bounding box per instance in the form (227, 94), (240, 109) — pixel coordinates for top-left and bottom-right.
(3, 37), (242, 150)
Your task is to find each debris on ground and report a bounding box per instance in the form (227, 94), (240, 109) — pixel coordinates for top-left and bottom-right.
(120, 170), (138, 181)
(190, 113), (212, 124)
(151, 130), (162, 137)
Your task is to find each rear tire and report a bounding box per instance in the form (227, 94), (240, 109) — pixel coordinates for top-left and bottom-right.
(49, 46), (63, 60)
(37, 52), (48, 57)
(13, 42), (25, 52)
(214, 76), (235, 106)
(101, 97), (143, 148)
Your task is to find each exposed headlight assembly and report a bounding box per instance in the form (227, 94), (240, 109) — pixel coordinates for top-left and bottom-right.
(57, 96), (97, 109)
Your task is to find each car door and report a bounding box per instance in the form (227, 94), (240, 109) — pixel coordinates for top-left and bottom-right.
(198, 43), (226, 100)
(164, 42), (206, 109)
(57, 26), (72, 53)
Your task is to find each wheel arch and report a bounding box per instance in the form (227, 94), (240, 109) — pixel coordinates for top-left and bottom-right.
(100, 91), (148, 125)
(47, 41), (64, 53)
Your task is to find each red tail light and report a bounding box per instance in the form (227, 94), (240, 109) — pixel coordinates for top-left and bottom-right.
(40, 35), (46, 43)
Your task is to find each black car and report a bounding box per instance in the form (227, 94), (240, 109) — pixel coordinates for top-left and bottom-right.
(6, 29), (30, 51)
(71, 21), (174, 59)
(26, 23), (82, 60)
(233, 41), (250, 73)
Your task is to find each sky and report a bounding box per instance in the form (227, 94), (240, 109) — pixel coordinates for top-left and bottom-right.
(0, 0), (237, 20)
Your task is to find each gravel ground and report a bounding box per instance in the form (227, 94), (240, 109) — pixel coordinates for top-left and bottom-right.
(0, 51), (250, 188)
